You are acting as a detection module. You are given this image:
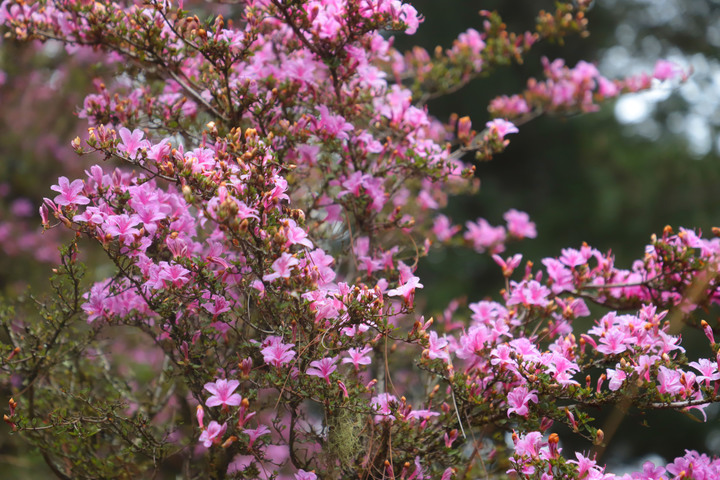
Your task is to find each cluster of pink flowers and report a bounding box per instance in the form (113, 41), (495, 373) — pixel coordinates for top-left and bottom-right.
(489, 57), (687, 119)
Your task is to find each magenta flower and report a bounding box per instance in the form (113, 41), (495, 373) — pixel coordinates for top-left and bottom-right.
(464, 218), (506, 254)
(243, 424), (270, 449)
(260, 337), (296, 367)
(262, 252), (299, 282)
(306, 356), (338, 385)
(341, 346), (372, 371)
(425, 331), (450, 362)
(596, 328), (631, 355)
(606, 367), (627, 391)
(103, 214), (141, 245)
(158, 262), (191, 288)
(370, 393), (398, 423)
(512, 431), (542, 457)
(657, 366), (684, 395)
(204, 379), (242, 409)
(314, 105), (354, 140)
(507, 280), (551, 308)
(118, 127), (150, 159)
(199, 420), (227, 448)
(503, 209), (537, 239)
(51, 176), (90, 207)
(202, 295), (232, 317)
(432, 214), (461, 242)
(689, 358), (720, 385)
(506, 386), (538, 417)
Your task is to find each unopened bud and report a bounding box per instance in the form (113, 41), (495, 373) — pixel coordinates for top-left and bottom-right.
(594, 429), (605, 446)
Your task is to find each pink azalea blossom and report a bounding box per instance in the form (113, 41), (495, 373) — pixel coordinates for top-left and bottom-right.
(341, 346), (372, 370)
(306, 356), (338, 385)
(261, 337), (296, 368)
(486, 118), (519, 139)
(262, 253), (299, 282)
(204, 378), (242, 409)
(506, 386), (539, 417)
(425, 331), (450, 362)
(371, 393), (398, 423)
(387, 275), (423, 302)
(51, 176), (90, 206)
(653, 59), (685, 81)
(243, 424), (270, 448)
(118, 127), (151, 159)
(199, 420), (227, 448)
(504, 209), (537, 239)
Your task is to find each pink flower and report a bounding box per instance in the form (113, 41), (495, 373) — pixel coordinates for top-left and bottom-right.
(606, 367), (627, 391)
(507, 280), (551, 308)
(689, 358), (720, 385)
(653, 59), (685, 81)
(199, 420), (227, 448)
(387, 275), (423, 303)
(204, 379), (242, 409)
(657, 366), (684, 395)
(506, 386), (538, 417)
(425, 331), (450, 362)
(486, 118), (519, 139)
(433, 214), (461, 242)
(464, 218), (506, 253)
(342, 346), (372, 371)
(314, 105), (354, 140)
(262, 253), (299, 282)
(158, 262), (191, 288)
(492, 253), (523, 277)
(51, 176), (90, 206)
(306, 356), (338, 385)
(261, 337), (296, 368)
(512, 431), (543, 457)
(503, 209), (536, 239)
(243, 424), (270, 448)
(596, 328), (631, 355)
(118, 127), (150, 159)
(295, 470), (317, 480)
(104, 214), (141, 245)
(371, 393), (398, 423)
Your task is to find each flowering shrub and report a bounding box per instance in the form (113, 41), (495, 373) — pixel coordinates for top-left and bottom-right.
(0, 0), (717, 479)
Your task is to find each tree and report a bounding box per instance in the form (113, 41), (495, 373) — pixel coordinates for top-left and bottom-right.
(0, 0), (717, 478)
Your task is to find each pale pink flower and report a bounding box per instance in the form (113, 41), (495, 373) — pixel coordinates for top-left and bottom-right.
(342, 346), (372, 371)
(653, 59), (685, 81)
(306, 356), (338, 385)
(118, 127), (150, 159)
(262, 253), (299, 282)
(504, 209), (537, 239)
(243, 424), (270, 448)
(295, 470), (317, 480)
(387, 275), (423, 303)
(486, 118), (519, 139)
(51, 176), (90, 206)
(506, 386), (538, 417)
(199, 420), (227, 448)
(204, 379), (242, 408)
(261, 338), (296, 368)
